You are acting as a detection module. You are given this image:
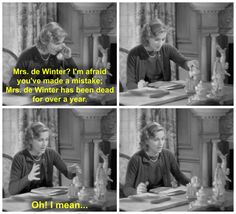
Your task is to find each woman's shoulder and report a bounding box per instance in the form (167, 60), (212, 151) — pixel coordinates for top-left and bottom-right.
(18, 46), (38, 61)
(130, 150), (144, 161)
(128, 45), (149, 60)
(129, 45), (146, 55)
(12, 149), (28, 161)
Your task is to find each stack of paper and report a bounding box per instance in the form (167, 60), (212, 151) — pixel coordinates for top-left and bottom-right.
(148, 80), (185, 90)
(150, 186), (187, 196)
(30, 186), (68, 196)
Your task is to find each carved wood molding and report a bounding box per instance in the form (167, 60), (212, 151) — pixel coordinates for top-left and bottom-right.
(178, 145), (193, 150)
(179, 157), (200, 163)
(72, 109), (111, 119)
(84, 134), (102, 142)
(179, 51), (199, 58)
(191, 109), (229, 119)
(219, 4), (233, 28)
(63, 157), (81, 162)
(71, 52), (80, 58)
(101, 3), (116, 30)
(191, 3), (230, 14)
(72, 3), (110, 14)
(59, 144), (74, 150)
(177, 38), (192, 44)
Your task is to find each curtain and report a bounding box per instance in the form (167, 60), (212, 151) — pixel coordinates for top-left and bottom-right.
(16, 3), (57, 54)
(3, 109), (59, 186)
(138, 109), (177, 156)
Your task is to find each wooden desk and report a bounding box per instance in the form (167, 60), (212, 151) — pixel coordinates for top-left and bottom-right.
(120, 189), (233, 211)
(163, 190), (233, 211)
(3, 187), (117, 211)
(120, 83), (233, 106)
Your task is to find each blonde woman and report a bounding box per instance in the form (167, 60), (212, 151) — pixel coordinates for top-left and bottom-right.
(123, 122), (190, 197)
(127, 19), (198, 90)
(9, 22), (77, 88)
(9, 122), (80, 195)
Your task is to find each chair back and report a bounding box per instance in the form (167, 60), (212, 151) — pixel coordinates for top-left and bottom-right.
(119, 48), (129, 92)
(3, 153), (13, 197)
(2, 48), (18, 90)
(119, 153), (130, 186)
(120, 153), (130, 198)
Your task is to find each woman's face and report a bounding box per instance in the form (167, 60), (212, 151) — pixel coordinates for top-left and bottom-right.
(47, 37), (65, 55)
(146, 130), (165, 154)
(148, 32), (167, 51)
(31, 131), (49, 155)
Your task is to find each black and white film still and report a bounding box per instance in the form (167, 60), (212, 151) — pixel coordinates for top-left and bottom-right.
(119, 2), (233, 106)
(119, 108), (233, 211)
(2, 108), (117, 211)
(3, 2), (117, 106)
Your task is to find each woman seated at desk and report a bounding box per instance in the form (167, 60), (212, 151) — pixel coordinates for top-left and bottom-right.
(127, 19), (198, 90)
(9, 22), (77, 89)
(9, 122), (80, 195)
(123, 122), (190, 197)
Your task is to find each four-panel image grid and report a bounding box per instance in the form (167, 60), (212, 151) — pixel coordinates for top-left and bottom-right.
(1, 1), (234, 212)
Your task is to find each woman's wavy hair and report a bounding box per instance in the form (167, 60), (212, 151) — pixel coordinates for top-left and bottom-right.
(36, 22), (67, 52)
(141, 19), (170, 46)
(24, 122), (49, 150)
(140, 122), (165, 150)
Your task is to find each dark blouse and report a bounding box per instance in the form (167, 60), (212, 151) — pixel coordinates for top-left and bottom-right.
(145, 158), (164, 188)
(9, 46), (77, 88)
(126, 44), (188, 89)
(9, 148), (75, 195)
(144, 54), (163, 82)
(123, 149), (190, 197)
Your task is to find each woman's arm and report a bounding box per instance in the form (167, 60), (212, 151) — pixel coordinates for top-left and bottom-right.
(63, 58), (77, 78)
(9, 155), (31, 195)
(126, 53), (138, 90)
(168, 152), (190, 185)
(52, 150), (76, 179)
(168, 45), (189, 70)
(123, 157), (139, 196)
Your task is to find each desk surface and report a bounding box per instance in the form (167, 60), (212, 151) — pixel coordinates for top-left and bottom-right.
(120, 189), (233, 211)
(3, 187), (117, 211)
(120, 82), (233, 106)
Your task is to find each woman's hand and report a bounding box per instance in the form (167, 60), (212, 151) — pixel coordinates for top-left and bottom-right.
(186, 60), (199, 71)
(186, 60), (200, 79)
(138, 80), (148, 88)
(68, 163), (82, 174)
(61, 45), (71, 59)
(28, 163), (40, 181)
(136, 181), (149, 194)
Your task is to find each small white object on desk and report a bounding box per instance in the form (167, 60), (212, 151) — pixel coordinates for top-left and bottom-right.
(186, 176), (201, 199)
